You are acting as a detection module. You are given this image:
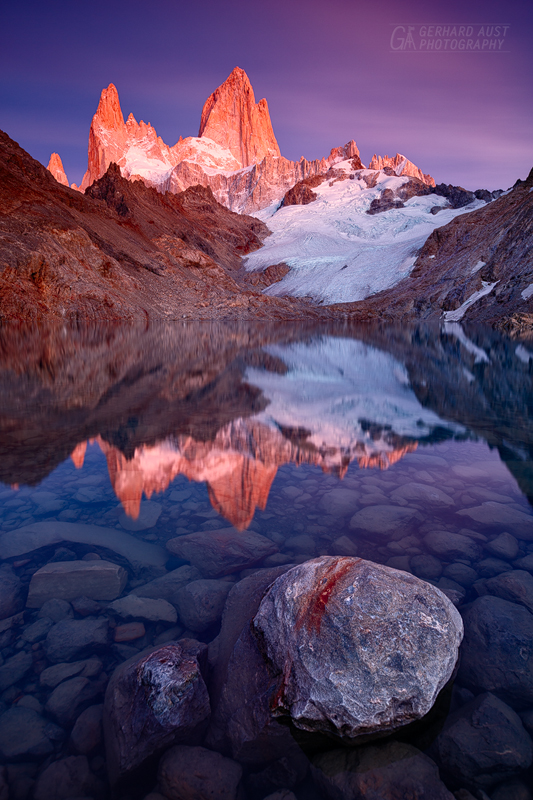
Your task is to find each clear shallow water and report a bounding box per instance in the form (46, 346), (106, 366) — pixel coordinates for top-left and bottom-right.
(0, 321), (532, 799)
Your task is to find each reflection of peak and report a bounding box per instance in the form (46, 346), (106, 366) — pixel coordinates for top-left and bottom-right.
(70, 441), (87, 469)
(79, 416), (420, 529)
(357, 442), (418, 470)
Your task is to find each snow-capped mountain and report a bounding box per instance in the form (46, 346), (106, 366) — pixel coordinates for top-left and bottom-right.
(245, 163), (486, 303)
(52, 67), (436, 214)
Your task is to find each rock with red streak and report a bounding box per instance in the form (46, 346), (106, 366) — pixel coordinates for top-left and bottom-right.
(46, 153), (69, 186)
(166, 527), (277, 577)
(103, 641), (210, 784)
(253, 556), (463, 741)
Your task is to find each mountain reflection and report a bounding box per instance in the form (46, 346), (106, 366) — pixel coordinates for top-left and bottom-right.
(1, 320), (532, 522)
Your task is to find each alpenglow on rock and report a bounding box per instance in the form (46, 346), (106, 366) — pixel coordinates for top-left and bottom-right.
(253, 556), (463, 740)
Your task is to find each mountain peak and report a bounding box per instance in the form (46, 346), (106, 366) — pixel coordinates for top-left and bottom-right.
(198, 67), (280, 168)
(94, 83), (124, 130)
(46, 153), (69, 186)
(369, 152), (435, 187)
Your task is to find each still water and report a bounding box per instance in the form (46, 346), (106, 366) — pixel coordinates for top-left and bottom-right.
(0, 321), (532, 800)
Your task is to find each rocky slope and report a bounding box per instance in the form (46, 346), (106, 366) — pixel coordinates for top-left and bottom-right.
(61, 68), (431, 214)
(0, 130), (325, 321)
(333, 169), (533, 327)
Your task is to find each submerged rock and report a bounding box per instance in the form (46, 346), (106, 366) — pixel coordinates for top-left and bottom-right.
(432, 692), (533, 789)
(313, 741), (455, 800)
(253, 556), (463, 740)
(459, 595), (533, 706)
(166, 528), (277, 576)
(104, 641), (210, 784)
(44, 618), (110, 663)
(0, 706), (63, 760)
(32, 755), (104, 800)
(158, 745), (242, 800)
(26, 559), (127, 607)
(0, 564), (24, 620)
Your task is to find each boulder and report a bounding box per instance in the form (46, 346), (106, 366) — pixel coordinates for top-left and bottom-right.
(432, 693), (533, 789)
(0, 564), (24, 620)
(0, 650), (32, 691)
(70, 703), (103, 754)
(390, 482), (455, 508)
(44, 618), (110, 663)
(424, 531), (481, 562)
(318, 487), (360, 516)
(349, 505), (420, 537)
(37, 598), (73, 621)
(39, 657), (102, 689)
(32, 755), (104, 800)
(119, 501), (162, 531)
(175, 579), (232, 632)
(26, 560), (127, 607)
(459, 595), (533, 706)
(131, 565), (201, 606)
(485, 570), (533, 614)
(167, 528), (277, 576)
(0, 520), (167, 567)
(253, 556), (463, 740)
(313, 741), (455, 800)
(0, 706), (63, 760)
(457, 503), (533, 540)
(107, 595), (177, 623)
(45, 675), (103, 726)
(485, 532), (519, 561)
(104, 641), (210, 784)
(158, 745), (242, 800)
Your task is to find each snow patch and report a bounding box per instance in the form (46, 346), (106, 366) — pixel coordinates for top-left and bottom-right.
(471, 260), (486, 274)
(442, 282), (498, 322)
(516, 345), (533, 364)
(246, 173), (485, 304)
(443, 323), (490, 364)
(521, 283), (533, 300)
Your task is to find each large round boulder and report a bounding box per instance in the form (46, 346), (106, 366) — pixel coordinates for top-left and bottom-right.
(253, 556), (463, 740)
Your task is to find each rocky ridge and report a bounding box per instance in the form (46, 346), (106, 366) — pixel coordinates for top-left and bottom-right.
(59, 68), (432, 215)
(335, 168), (533, 326)
(0, 129), (327, 321)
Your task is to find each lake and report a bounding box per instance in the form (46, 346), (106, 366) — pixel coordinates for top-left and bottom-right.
(0, 320), (532, 800)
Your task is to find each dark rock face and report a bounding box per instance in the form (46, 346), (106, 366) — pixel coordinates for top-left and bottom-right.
(280, 179), (321, 207)
(158, 745), (242, 800)
(253, 556), (463, 740)
(432, 693), (533, 789)
(459, 595), (533, 707)
(313, 742), (455, 800)
(166, 528), (277, 576)
(103, 641), (210, 784)
(366, 189), (405, 215)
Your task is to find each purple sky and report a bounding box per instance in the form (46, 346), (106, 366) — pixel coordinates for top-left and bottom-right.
(1, 0), (531, 190)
